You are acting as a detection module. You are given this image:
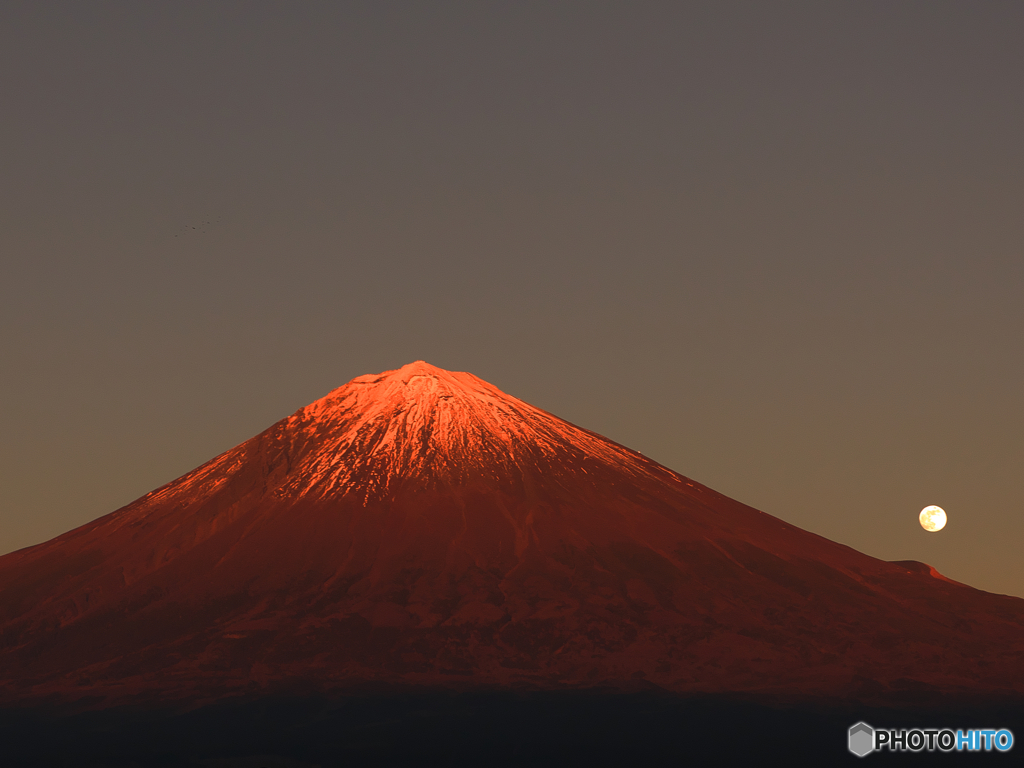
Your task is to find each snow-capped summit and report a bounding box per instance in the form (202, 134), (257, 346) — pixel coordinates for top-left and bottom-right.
(287, 360), (664, 497)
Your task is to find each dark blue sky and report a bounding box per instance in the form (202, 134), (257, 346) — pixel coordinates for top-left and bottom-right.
(2, 1), (1022, 596)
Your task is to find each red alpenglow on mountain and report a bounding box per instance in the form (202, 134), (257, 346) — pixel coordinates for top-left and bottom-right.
(1, 361), (1022, 705)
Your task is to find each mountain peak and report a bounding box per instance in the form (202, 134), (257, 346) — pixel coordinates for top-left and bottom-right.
(342, 360), (498, 405)
(351, 359), (458, 385)
(289, 361), (649, 497)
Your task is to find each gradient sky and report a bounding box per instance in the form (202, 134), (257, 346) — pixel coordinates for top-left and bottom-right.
(2, 2), (1022, 597)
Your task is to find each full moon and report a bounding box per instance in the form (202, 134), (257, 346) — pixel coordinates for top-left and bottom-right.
(919, 505), (947, 532)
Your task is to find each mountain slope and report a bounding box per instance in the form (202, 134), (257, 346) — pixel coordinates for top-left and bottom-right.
(1, 361), (1022, 705)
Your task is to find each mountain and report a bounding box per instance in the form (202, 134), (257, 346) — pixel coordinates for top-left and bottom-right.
(1, 361), (1022, 708)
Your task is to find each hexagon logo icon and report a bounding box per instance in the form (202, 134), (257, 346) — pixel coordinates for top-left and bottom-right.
(849, 722), (875, 757)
